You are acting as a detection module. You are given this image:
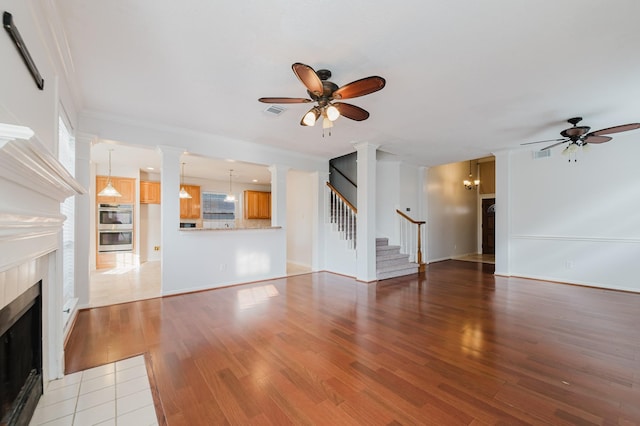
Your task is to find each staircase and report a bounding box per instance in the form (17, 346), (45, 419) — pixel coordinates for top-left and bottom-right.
(376, 238), (419, 280)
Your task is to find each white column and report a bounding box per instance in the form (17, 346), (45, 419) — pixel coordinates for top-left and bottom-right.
(311, 170), (329, 271)
(159, 146), (183, 294)
(354, 142), (379, 282)
(493, 150), (510, 276)
(268, 164), (289, 228)
(418, 166), (428, 263)
(74, 132), (94, 307)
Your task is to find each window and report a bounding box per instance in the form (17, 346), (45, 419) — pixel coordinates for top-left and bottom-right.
(202, 192), (235, 220)
(58, 115), (76, 327)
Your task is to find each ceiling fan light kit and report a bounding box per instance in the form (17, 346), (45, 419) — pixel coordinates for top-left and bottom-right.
(522, 117), (640, 162)
(259, 62), (385, 136)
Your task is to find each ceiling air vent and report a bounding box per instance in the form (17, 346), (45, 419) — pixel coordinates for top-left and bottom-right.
(532, 149), (551, 160)
(264, 105), (286, 116)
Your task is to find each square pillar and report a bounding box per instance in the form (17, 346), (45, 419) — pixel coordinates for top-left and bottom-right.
(354, 142), (379, 282)
(268, 165), (289, 228)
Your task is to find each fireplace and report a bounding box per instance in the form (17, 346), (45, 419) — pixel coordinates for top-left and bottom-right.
(0, 281), (42, 426)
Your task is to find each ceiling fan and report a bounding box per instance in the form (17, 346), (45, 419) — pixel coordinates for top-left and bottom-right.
(521, 117), (640, 159)
(258, 63), (386, 136)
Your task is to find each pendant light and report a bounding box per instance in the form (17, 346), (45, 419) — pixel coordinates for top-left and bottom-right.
(98, 149), (122, 197)
(179, 162), (192, 199)
(463, 160), (480, 190)
(224, 169), (236, 202)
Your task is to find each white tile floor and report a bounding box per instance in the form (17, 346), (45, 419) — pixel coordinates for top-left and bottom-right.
(29, 355), (158, 426)
(90, 261), (161, 308)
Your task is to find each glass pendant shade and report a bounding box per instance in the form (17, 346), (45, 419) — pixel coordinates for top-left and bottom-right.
(326, 105), (340, 121)
(98, 149), (122, 197)
(302, 109), (319, 126)
(98, 181), (121, 197)
(179, 187), (192, 199)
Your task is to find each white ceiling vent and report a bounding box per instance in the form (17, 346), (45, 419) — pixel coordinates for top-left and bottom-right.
(264, 105), (286, 116)
(532, 149), (551, 160)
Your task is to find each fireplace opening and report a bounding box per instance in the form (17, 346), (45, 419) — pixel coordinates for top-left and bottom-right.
(0, 281), (42, 426)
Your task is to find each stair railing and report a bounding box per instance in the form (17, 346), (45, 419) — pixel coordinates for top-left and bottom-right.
(326, 182), (357, 249)
(396, 209), (426, 267)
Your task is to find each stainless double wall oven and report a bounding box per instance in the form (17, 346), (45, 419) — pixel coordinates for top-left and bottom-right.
(97, 204), (133, 252)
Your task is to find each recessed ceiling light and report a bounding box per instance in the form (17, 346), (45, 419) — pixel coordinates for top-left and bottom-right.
(146, 166), (154, 170)
(252, 179), (258, 183)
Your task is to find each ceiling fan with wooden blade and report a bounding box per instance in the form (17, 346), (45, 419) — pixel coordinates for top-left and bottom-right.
(259, 62), (385, 135)
(521, 117), (640, 160)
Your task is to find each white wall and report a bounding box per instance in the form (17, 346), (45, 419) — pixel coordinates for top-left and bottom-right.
(376, 160), (422, 245)
(139, 204), (161, 262)
(286, 170), (314, 268)
(0, 1), (83, 380)
(1, 2), (59, 149)
(426, 161), (478, 262)
(162, 228), (287, 295)
(376, 161), (400, 242)
(501, 137), (640, 292)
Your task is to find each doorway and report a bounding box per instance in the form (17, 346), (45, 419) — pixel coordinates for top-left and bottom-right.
(482, 198), (496, 255)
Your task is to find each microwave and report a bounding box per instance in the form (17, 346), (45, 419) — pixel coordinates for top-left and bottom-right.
(98, 204), (133, 230)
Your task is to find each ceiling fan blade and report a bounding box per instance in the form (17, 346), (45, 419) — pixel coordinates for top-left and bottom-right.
(541, 140), (569, 151)
(332, 76), (386, 100)
(258, 97), (312, 104)
(521, 138), (567, 146)
(334, 102), (370, 121)
(292, 63), (323, 96)
(583, 135), (612, 144)
(590, 123), (640, 136)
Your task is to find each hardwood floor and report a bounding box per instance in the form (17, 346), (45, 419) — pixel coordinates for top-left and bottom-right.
(65, 260), (640, 425)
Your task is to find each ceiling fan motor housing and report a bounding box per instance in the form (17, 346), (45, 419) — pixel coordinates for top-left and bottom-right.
(308, 80), (339, 105)
(561, 126), (590, 139)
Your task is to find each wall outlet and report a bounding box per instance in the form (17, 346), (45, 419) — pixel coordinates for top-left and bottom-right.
(565, 261), (574, 269)
(154, 246), (160, 251)
(220, 263), (227, 271)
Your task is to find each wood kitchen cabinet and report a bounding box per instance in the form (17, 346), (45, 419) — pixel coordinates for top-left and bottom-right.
(96, 176), (136, 204)
(244, 190), (271, 219)
(180, 185), (201, 219)
(140, 181), (161, 204)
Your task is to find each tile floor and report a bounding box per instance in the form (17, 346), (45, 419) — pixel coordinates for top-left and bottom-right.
(29, 355), (158, 426)
(90, 261), (161, 308)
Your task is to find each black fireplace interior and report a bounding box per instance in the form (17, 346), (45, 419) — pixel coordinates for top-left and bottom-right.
(0, 281), (42, 426)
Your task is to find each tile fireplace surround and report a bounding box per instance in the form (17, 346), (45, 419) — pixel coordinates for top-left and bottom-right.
(0, 123), (85, 424)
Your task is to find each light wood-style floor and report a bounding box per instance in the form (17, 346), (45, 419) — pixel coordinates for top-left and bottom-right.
(67, 261), (640, 425)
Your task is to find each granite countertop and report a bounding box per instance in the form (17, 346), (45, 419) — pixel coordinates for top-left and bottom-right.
(178, 226), (282, 231)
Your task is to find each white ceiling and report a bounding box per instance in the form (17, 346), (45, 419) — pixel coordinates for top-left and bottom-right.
(91, 141), (273, 184)
(59, 0), (640, 177)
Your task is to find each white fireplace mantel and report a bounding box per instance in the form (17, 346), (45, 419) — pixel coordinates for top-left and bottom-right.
(0, 123), (86, 272)
(0, 122), (86, 384)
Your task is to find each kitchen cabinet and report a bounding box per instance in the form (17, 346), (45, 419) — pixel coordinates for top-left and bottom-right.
(180, 185), (201, 219)
(244, 190), (271, 219)
(140, 181), (161, 204)
(96, 176), (136, 204)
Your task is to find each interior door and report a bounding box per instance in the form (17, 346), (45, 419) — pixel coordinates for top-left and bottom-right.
(482, 198), (496, 255)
